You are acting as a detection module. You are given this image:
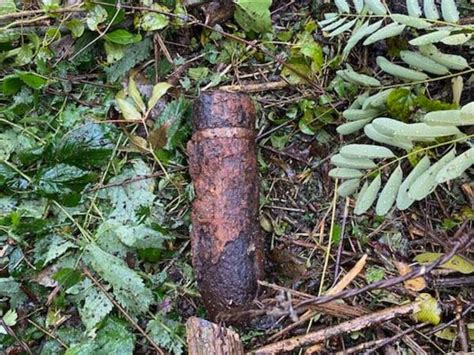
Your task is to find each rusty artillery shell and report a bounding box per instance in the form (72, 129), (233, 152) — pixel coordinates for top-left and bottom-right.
(187, 91), (264, 320)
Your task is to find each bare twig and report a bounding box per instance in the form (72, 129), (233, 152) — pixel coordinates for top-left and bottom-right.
(254, 303), (419, 354)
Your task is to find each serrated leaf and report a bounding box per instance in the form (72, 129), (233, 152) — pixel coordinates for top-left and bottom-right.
(436, 147), (474, 183)
(331, 154), (376, 169)
(377, 56), (429, 81)
(408, 149), (456, 200)
(366, 0), (387, 14)
(340, 144), (395, 159)
(440, 0), (459, 22)
(0, 278), (26, 308)
(101, 220), (167, 249)
(413, 293), (441, 325)
(329, 168), (364, 179)
(409, 30), (451, 46)
(148, 82), (172, 112)
(407, 0), (422, 17)
(335, 0), (350, 12)
(17, 71), (47, 89)
(393, 122), (461, 138)
(423, 0), (439, 20)
(391, 14), (432, 29)
(234, 0), (272, 34)
(375, 165), (403, 215)
(147, 314), (185, 355)
(363, 23), (406, 46)
(85, 243), (153, 315)
(34, 234), (76, 266)
(337, 178), (360, 197)
(396, 155), (431, 210)
(354, 174), (381, 215)
(79, 281), (113, 331)
(415, 253), (474, 274)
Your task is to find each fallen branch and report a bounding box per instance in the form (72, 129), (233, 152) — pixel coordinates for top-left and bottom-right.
(253, 302), (419, 354)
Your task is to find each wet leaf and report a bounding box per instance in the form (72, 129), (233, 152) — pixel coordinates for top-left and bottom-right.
(234, 0), (272, 34)
(413, 293), (441, 325)
(105, 29), (142, 45)
(414, 253), (474, 274)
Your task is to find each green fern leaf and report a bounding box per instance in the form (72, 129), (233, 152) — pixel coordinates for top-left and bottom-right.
(338, 178), (361, 197)
(363, 23), (406, 46)
(343, 108), (381, 121)
(391, 14), (432, 29)
(364, 124), (414, 150)
(343, 20), (383, 57)
(409, 30), (451, 46)
(423, 0), (440, 20)
(335, 0), (350, 13)
(340, 144), (395, 159)
(400, 50), (450, 75)
(419, 45), (468, 70)
(377, 56), (429, 81)
(366, 0), (387, 15)
(329, 168), (364, 179)
(331, 154), (377, 169)
(407, 0), (422, 17)
(393, 122), (461, 139)
(337, 118), (373, 135)
(441, 0), (459, 22)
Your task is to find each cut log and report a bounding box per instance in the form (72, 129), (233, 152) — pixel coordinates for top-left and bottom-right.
(186, 317), (245, 355)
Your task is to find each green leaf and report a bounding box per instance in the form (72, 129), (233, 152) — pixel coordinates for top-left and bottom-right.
(441, 0), (459, 22)
(415, 253), (474, 274)
(54, 123), (113, 168)
(85, 244), (154, 315)
(105, 29), (142, 45)
(3, 309), (17, 327)
(331, 154), (376, 169)
(396, 155), (431, 210)
(409, 30), (451, 46)
(17, 71), (47, 89)
(65, 19), (85, 38)
(35, 164), (96, 206)
(128, 76), (146, 113)
(365, 0), (387, 14)
(364, 124), (413, 150)
(79, 281), (113, 331)
(148, 82), (172, 112)
(137, 5), (170, 31)
(340, 144), (395, 159)
(337, 118), (372, 135)
(375, 165), (403, 215)
(363, 23), (406, 46)
(104, 41), (124, 63)
(413, 293), (441, 325)
(386, 88), (416, 121)
(147, 315), (185, 355)
(53, 268), (84, 289)
(337, 178), (360, 197)
(377, 56), (429, 82)
(86, 5), (108, 31)
(116, 98), (142, 120)
(329, 168), (364, 179)
(0, 277), (26, 307)
(343, 109), (380, 121)
(105, 38), (153, 83)
(343, 20), (383, 58)
(15, 45), (34, 66)
(354, 174), (381, 215)
(34, 234), (76, 266)
(234, 0), (272, 34)
(99, 220), (167, 249)
(153, 97), (191, 151)
(408, 149), (456, 201)
(0, 0), (16, 14)
(104, 159), (156, 223)
(393, 122), (461, 139)
(390, 14), (432, 29)
(2, 75), (22, 95)
(436, 147), (474, 183)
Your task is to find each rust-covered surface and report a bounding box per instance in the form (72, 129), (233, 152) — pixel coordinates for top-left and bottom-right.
(187, 91), (264, 320)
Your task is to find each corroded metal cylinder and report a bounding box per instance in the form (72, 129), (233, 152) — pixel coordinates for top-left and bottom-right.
(187, 91), (264, 320)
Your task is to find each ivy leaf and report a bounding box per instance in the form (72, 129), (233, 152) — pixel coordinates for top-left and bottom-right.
(386, 88), (416, 121)
(104, 29), (142, 45)
(234, 0), (272, 34)
(84, 243), (154, 315)
(54, 123), (114, 168)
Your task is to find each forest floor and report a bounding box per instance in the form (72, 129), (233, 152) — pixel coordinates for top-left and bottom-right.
(0, 0), (473, 354)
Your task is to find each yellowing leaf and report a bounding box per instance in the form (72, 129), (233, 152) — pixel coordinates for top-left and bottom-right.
(148, 82), (172, 112)
(393, 260), (426, 291)
(128, 77), (146, 113)
(414, 253), (474, 274)
(413, 293), (441, 325)
(116, 98), (142, 121)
